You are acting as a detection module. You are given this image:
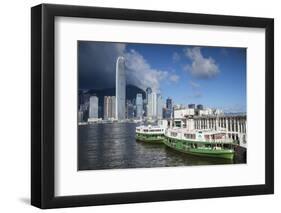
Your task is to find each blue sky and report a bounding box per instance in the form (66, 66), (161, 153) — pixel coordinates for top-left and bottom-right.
(79, 41), (246, 113)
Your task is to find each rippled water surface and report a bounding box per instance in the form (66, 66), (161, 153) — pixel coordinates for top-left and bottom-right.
(78, 123), (246, 170)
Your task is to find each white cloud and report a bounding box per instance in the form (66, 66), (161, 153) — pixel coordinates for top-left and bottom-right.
(125, 49), (169, 92)
(169, 74), (179, 83)
(183, 47), (219, 78)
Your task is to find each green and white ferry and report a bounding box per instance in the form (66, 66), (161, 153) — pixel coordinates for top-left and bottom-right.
(135, 125), (165, 143)
(164, 128), (235, 160)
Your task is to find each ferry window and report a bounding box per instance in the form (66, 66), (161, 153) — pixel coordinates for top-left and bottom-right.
(171, 132), (177, 137)
(184, 134), (194, 139)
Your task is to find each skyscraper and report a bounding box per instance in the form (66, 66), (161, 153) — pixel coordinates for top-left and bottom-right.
(151, 92), (157, 118)
(78, 110), (84, 122)
(144, 87), (152, 117)
(104, 96), (116, 119)
(188, 104), (196, 109)
(136, 93), (143, 119)
(104, 96), (110, 120)
(197, 104), (204, 110)
(166, 98), (172, 109)
(157, 94), (163, 119)
(89, 96), (99, 119)
(166, 98), (172, 119)
(115, 56), (126, 120)
(111, 97), (116, 119)
(147, 93), (152, 118)
(147, 90), (161, 119)
(146, 87), (152, 98)
(126, 100), (134, 119)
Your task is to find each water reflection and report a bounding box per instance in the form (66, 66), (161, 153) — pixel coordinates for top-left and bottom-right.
(78, 123), (244, 171)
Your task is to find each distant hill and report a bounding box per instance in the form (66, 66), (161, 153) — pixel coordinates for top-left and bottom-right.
(81, 85), (146, 117)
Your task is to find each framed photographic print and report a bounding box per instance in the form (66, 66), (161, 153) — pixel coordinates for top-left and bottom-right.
(31, 3), (274, 209)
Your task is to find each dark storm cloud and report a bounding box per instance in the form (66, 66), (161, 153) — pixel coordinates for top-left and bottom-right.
(78, 41), (179, 91)
(78, 41), (125, 89)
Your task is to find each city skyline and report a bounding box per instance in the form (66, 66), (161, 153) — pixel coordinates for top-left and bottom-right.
(80, 85), (232, 122)
(78, 41), (246, 113)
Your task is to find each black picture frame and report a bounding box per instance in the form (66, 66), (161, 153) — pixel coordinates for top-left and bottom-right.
(31, 3), (274, 209)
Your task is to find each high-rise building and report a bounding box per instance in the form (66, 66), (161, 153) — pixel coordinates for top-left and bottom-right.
(166, 98), (172, 109)
(115, 56), (126, 120)
(162, 107), (167, 119)
(157, 94), (163, 119)
(79, 92), (90, 106)
(104, 96), (110, 119)
(147, 91), (162, 119)
(79, 103), (89, 121)
(146, 87), (152, 98)
(197, 104), (204, 110)
(145, 87), (152, 117)
(151, 92), (157, 118)
(147, 94), (152, 118)
(143, 98), (147, 117)
(78, 110), (84, 122)
(136, 93), (143, 119)
(111, 97), (116, 119)
(89, 96), (99, 119)
(104, 96), (116, 119)
(188, 104), (196, 109)
(166, 98), (172, 119)
(126, 100), (134, 119)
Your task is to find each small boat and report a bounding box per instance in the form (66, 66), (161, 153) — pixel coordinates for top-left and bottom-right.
(164, 128), (235, 160)
(135, 125), (165, 143)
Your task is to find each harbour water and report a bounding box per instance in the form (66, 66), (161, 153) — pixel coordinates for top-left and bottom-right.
(78, 123), (246, 171)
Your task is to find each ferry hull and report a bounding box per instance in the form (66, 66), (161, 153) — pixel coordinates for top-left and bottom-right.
(135, 134), (164, 143)
(163, 137), (234, 160)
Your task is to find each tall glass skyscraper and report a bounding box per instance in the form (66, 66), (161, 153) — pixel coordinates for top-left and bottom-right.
(104, 96), (116, 119)
(151, 92), (158, 118)
(136, 93), (143, 119)
(157, 94), (163, 119)
(166, 98), (172, 119)
(147, 92), (163, 119)
(146, 87), (152, 98)
(89, 96), (99, 119)
(115, 56), (126, 120)
(145, 87), (152, 117)
(147, 93), (152, 118)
